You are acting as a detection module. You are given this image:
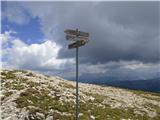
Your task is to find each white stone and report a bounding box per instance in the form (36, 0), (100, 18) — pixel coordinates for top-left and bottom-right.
(90, 115), (95, 120)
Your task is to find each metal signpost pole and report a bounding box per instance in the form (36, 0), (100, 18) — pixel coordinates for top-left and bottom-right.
(64, 29), (89, 120)
(76, 28), (79, 120)
(76, 46), (79, 120)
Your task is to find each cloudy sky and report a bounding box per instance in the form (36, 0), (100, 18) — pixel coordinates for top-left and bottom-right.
(1, 1), (160, 82)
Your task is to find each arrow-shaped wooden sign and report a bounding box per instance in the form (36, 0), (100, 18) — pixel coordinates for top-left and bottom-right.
(68, 40), (86, 49)
(66, 34), (89, 41)
(65, 29), (89, 37)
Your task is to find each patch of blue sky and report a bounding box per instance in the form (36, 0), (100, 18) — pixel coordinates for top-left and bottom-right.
(2, 17), (45, 45)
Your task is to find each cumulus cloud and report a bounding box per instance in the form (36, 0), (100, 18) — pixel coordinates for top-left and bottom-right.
(1, 31), (74, 74)
(1, 31), (159, 80)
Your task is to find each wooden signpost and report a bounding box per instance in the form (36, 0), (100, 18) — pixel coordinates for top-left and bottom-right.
(64, 29), (89, 120)
(68, 40), (86, 49)
(64, 29), (89, 38)
(66, 34), (89, 41)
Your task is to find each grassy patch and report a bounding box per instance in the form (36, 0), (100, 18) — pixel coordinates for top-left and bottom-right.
(144, 103), (160, 120)
(2, 69), (158, 120)
(4, 82), (12, 88)
(80, 92), (156, 120)
(79, 101), (153, 120)
(59, 82), (76, 89)
(12, 70), (28, 74)
(52, 111), (75, 120)
(131, 89), (160, 97)
(3, 91), (13, 97)
(1, 71), (17, 80)
(26, 72), (35, 77)
(132, 90), (160, 101)
(15, 88), (158, 120)
(12, 83), (25, 90)
(15, 88), (75, 119)
(3, 80), (25, 90)
(2, 91), (13, 101)
(83, 92), (106, 103)
(26, 81), (40, 88)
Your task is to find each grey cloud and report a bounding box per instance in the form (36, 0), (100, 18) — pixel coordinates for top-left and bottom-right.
(30, 61), (159, 81)
(79, 61), (159, 82)
(3, 2), (159, 63)
(26, 1), (158, 64)
(2, 1), (160, 80)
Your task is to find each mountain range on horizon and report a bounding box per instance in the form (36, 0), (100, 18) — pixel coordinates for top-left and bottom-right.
(69, 77), (160, 93)
(99, 78), (160, 93)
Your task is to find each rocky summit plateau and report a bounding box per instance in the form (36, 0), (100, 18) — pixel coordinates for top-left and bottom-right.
(1, 69), (160, 120)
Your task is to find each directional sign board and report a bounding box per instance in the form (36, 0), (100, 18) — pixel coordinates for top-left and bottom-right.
(66, 34), (76, 40)
(66, 34), (89, 42)
(65, 29), (89, 49)
(64, 29), (89, 38)
(68, 40), (86, 49)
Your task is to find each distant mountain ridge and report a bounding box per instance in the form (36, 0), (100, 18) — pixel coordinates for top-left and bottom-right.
(75, 76), (160, 93)
(103, 78), (160, 93)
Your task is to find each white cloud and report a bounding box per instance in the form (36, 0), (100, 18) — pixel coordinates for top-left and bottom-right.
(1, 31), (74, 71)
(0, 30), (16, 43)
(80, 63), (109, 74)
(123, 62), (150, 70)
(1, 31), (158, 80)
(1, 30), (16, 60)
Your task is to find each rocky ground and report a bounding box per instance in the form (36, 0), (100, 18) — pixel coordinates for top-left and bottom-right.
(1, 69), (160, 120)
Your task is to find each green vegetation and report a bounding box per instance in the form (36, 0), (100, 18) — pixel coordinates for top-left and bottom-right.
(2, 70), (160, 120)
(4, 82), (12, 88)
(12, 69), (28, 74)
(52, 112), (75, 120)
(59, 82), (76, 89)
(3, 79), (26, 90)
(2, 91), (13, 101)
(26, 81), (40, 88)
(15, 88), (158, 120)
(12, 83), (25, 90)
(3, 91), (13, 97)
(1, 70), (28, 82)
(144, 103), (160, 120)
(78, 92), (152, 120)
(1, 70), (17, 80)
(1, 70), (29, 90)
(131, 90), (160, 101)
(26, 72), (35, 77)
(15, 88), (75, 119)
